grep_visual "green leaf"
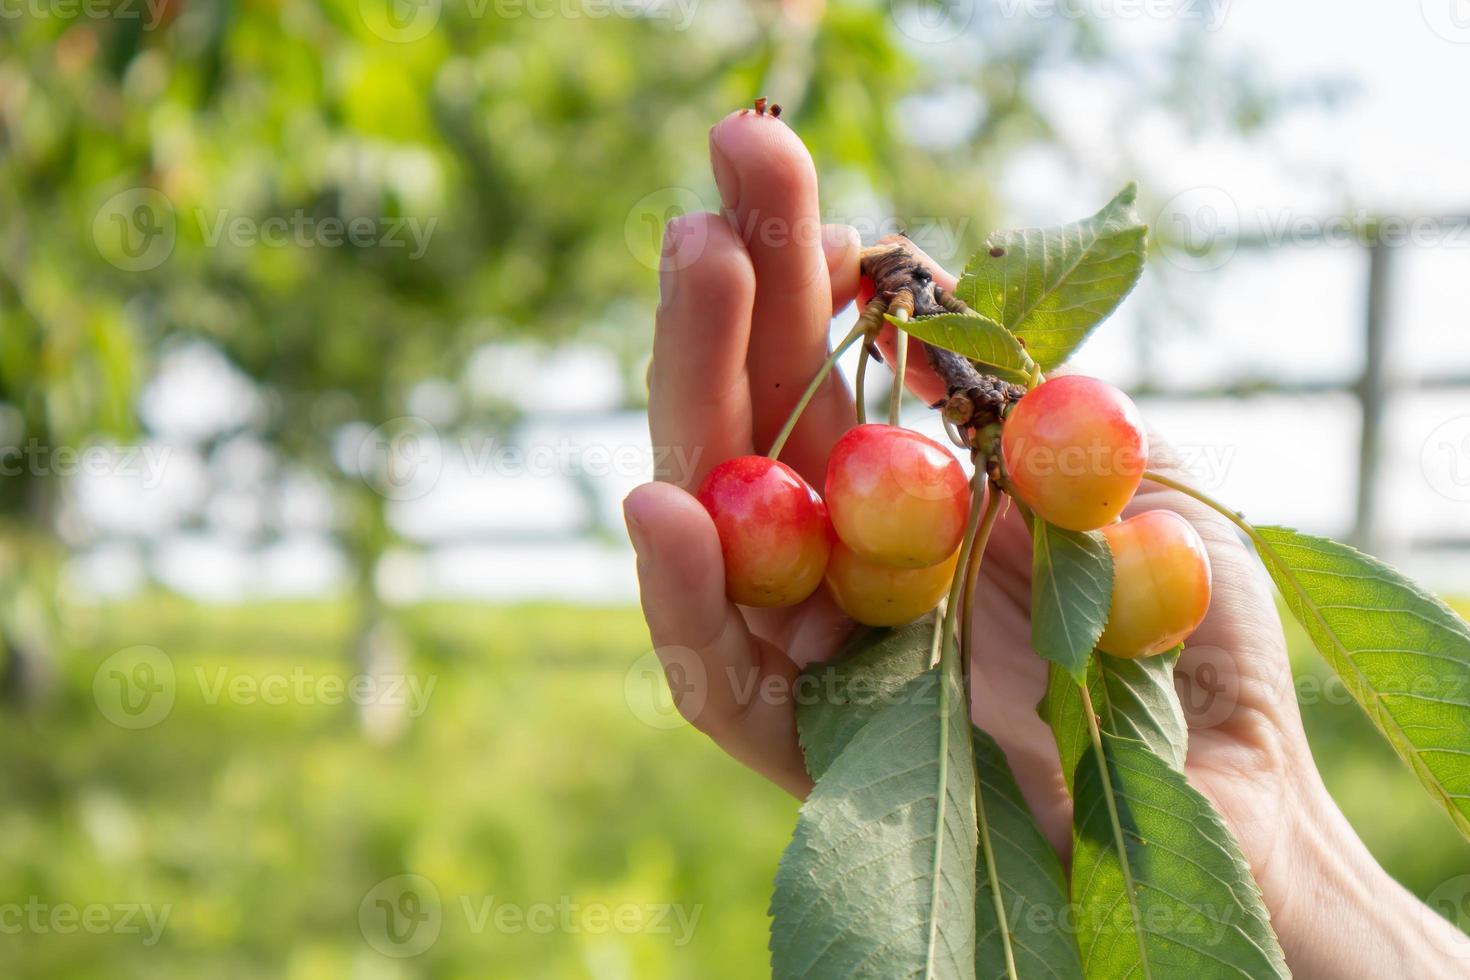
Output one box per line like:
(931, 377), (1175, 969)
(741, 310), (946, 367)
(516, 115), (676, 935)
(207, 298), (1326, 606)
(887, 312), (1034, 384)
(972, 727), (1083, 980)
(1039, 651), (1186, 794)
(1031, 521), (1112, 682)
(771, 660), (977, 979)
(1254, 525), (1470, 838)
(797, 615), (938, 781)
(956, 184), (1147, 370)
(1037, 663), (1092, 797)
(1072, 734), (1288, 979)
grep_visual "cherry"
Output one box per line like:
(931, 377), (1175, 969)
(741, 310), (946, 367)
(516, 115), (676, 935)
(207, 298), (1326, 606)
(1000, 375), (1147, 532)
(824, 540), (959, 627)
(695, 456), (831, 607)
(825, 424), (970, 569)
(1098, 510), (1212, 658)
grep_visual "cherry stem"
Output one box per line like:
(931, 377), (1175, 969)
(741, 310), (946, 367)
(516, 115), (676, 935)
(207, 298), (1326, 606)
(960, 488), (1001, 668)
(1141, 469), (1259, 542)
(855, 342), (871, 426)
(889, 307), (909, 426)
(937, 472), (987, 671)
(1079, 682), (1154, 978)
(766, 321), (865, 461)
(957, 473), (1015, 979)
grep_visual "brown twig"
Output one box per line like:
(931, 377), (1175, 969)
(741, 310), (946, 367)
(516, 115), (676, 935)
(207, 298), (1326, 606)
(859, 241), (1025, 435)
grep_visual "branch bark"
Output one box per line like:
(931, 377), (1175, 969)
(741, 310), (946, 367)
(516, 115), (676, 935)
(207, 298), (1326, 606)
(859, 241), (1026, 435)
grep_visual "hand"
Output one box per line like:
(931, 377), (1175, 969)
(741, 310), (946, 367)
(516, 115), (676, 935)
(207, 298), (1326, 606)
(624, 109), (1468, 979)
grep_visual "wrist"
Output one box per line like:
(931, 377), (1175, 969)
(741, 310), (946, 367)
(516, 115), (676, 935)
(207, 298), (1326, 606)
(1272, 771), (1468, 979)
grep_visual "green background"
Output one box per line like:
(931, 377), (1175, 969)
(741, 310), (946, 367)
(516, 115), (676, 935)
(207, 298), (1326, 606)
(3, 596), (1463, 978)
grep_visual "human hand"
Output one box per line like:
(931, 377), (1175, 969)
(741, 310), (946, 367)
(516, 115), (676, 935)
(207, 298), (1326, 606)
(625, 109), (1468, 978)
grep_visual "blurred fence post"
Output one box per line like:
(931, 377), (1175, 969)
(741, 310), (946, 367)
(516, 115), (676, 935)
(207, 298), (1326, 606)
(1354, 239), (1391, 553)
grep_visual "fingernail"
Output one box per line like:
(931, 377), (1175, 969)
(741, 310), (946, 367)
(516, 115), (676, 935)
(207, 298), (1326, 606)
(709, 128), (739, 211)
(623, 491), (651, 556)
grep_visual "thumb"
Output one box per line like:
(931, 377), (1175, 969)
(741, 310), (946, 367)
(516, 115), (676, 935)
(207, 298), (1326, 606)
(624, 481), (811, 796)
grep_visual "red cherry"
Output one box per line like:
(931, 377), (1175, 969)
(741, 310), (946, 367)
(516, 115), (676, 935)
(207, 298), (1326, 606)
(1001, 375), (1147, 532)
(824, 540), (958, 627)
(696, 456), (831, 608)
(1098, 510), (1212, 658)
(825, 424), (970, 568)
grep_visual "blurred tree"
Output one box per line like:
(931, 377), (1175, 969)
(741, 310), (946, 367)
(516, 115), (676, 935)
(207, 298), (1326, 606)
(0, 0), (1318, 707)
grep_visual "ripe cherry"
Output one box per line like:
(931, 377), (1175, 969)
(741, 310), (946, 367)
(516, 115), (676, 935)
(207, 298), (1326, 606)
(1000, 375), (1147, 532)
(1098, 510), (1212, 658)
(824, 540), (959, 628)
(825, 424), (970, 568)
(695, 456), (831, 608)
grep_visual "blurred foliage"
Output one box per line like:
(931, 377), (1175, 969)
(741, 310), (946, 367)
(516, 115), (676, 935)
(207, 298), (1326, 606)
(0, 0), (1291, 514)
(0, 597), (1462, 978)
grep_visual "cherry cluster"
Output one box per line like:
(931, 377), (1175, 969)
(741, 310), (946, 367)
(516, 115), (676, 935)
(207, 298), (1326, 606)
(696, 372), (1212, 658)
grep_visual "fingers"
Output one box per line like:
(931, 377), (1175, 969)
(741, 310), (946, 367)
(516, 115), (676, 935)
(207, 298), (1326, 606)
(649, 212), (757, 490)
(624, 482), (812, 797)
(857, 235), (952, 408)
(710, 111), (852, 486)
(823, 223), (862, 314)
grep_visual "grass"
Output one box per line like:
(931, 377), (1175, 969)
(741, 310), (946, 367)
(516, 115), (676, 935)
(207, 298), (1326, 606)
(0, 595), (1464, 977)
